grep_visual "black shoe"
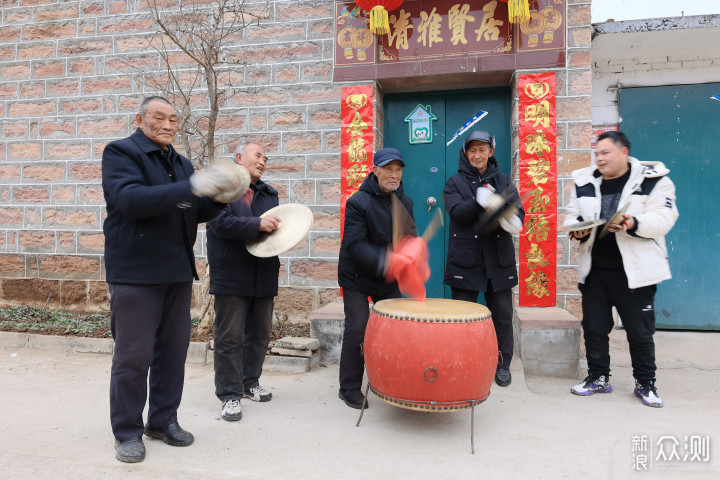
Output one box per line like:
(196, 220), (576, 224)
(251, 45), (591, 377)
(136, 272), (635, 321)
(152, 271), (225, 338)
(243, 385), (273, 402)
(144, 422), (194, 447)
(339, 389), (369, 409)
(495, 368), (512, 387)
(114, 437), (145, 463)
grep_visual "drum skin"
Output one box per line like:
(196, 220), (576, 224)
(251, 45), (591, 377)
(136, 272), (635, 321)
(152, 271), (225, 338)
(364, 298), (498, 411)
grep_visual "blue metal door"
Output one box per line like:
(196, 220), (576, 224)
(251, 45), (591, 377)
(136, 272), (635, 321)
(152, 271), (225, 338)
(384, 88), (511, 299)
(620, 83), (720, 330)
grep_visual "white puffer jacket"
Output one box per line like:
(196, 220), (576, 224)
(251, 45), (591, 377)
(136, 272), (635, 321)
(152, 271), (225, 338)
(564, 157), (679, 289)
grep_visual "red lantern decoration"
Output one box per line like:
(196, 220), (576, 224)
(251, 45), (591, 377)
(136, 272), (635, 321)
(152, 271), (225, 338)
(355, 0), (404, 35)
(498, 0), (531, 24)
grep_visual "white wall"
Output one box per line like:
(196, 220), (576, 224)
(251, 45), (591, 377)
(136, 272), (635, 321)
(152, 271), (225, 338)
(592, 20), (720, 126)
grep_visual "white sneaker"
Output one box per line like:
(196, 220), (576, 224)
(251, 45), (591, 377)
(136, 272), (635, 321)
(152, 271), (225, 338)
(634, 380), (663, 408)
(221, 399), (243, 421)
(244, 385), (272, 402)
(571, 375), (613, 396)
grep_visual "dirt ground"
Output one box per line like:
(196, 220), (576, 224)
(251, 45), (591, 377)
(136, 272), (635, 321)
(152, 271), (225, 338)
(1, 329), (718, 480)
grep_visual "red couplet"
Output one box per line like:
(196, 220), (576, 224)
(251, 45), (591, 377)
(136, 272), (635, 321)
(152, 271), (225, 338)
(364, 298), (498, 412)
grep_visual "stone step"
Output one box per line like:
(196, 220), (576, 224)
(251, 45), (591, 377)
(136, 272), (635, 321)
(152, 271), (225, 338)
(271, 346), (314, 358)
(517, 307), (582, 378)
(308, 303), (345, 364)
(274, 336), (320, 351)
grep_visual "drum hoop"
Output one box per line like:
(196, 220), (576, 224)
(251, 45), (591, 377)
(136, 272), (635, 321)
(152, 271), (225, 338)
(369, 386), (489, 412)
(371, 304), (491, 323)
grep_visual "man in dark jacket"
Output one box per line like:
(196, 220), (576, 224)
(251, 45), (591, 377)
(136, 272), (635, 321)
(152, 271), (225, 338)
(103, 96), (243, 463)
(443, 130), (524, 387)
(206, 142), (281, 422)
(337, 148), (416, 409)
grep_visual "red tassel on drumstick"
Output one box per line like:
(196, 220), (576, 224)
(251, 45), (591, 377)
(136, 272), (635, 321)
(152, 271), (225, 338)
(385, 235), (430, 301)
(383, 196), (443, 301)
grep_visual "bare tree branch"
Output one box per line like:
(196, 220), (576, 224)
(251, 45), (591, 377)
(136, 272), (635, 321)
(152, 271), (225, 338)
(136, 0), (267, 165)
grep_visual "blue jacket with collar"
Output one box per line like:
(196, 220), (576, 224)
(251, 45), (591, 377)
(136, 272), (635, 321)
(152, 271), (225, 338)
(102, 128), (223, 284)
(206, 180), (280, 297)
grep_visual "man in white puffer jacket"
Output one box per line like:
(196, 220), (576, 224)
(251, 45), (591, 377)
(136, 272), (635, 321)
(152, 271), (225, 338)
(565, 131), (679, 408)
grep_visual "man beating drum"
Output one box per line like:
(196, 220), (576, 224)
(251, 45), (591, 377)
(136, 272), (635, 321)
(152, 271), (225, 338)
(337, 148), (429, 410)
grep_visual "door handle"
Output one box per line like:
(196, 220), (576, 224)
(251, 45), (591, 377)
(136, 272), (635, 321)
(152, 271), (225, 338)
(426, 196), (436, 213)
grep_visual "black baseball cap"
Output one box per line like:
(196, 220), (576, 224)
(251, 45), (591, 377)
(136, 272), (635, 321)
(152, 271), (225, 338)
(463, 130), (495, 151)
(373, 148), (405, 167)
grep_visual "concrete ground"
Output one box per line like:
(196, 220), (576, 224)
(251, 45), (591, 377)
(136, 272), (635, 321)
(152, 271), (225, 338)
(0, 329), (718, 480)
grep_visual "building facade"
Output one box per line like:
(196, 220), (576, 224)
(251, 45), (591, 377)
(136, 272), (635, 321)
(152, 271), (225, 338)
(592, 14), (720, 330)
(0, 0), (593, 321)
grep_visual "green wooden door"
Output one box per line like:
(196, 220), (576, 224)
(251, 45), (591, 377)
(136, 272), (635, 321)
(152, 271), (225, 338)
(384, 88), (511, 299)
(620, 83), (720, 330)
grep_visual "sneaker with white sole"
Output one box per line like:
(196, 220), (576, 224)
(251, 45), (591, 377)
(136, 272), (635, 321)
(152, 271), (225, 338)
(221, 399), (243, 421)
(571, 375), (613, 396)
(244, 385), (272, 402)
(634, 380), (663, 408)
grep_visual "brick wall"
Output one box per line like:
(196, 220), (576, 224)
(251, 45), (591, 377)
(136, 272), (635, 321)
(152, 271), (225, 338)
(0, 0), (348, 317)
(512, 0), (593, 317)
(0, 0), (594, 319)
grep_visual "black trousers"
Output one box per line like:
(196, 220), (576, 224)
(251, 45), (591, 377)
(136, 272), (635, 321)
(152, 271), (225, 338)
(339, 288), (400, 390)
(109, 282), (192, 442)
(213, 294), (274, 401)
(580, 268), (657, 383)
(451, 284), (514, 369)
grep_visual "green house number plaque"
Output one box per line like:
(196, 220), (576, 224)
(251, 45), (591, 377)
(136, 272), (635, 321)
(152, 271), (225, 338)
(404, 104), (437, 145)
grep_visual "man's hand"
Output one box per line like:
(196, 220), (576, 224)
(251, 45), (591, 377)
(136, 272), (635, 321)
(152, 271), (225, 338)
(570, 228), (591, 240)
(190, 165), (236, 199)
(476, 184), (504, 211)
(498, 207), (522, 234)
(259, 215), (281, 233)
(214, 183), (248, 203)
(607, 214), (635, 233)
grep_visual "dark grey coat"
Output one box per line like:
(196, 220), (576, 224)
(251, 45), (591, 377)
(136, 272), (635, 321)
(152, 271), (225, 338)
(206, 180), (280, 297)
(337, 173), (416, 297)
(443, 152), (524, 292)
(102, 128), (223, 284)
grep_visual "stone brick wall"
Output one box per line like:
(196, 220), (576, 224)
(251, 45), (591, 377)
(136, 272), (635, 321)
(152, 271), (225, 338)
(511, 0), (593, 318)
(0, 0), (348, 318)
(0, 0), (594, 320)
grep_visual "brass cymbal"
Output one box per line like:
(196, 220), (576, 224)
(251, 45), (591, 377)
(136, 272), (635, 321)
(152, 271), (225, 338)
(559, 219), (606, 232)
(212, 158), (251, 203)
(246, 203), (313, 258)
(598, 203), (630, 239)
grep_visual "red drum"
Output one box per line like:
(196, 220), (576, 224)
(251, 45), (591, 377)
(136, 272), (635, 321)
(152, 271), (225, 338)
(364, 298), (498, 412)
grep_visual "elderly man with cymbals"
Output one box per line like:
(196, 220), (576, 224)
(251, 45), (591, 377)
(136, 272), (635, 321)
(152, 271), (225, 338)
(103, 96), (247, 463)
(206, 142), (281, 422)
(443, 130), (525, 388)
(337, 147), (429, 409)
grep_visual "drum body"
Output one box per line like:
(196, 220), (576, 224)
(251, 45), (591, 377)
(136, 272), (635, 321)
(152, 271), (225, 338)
(364, 298), (497, 412)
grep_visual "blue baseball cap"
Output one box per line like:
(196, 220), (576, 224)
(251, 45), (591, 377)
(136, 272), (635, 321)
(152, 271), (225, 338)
(373, 148), (405, 167)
